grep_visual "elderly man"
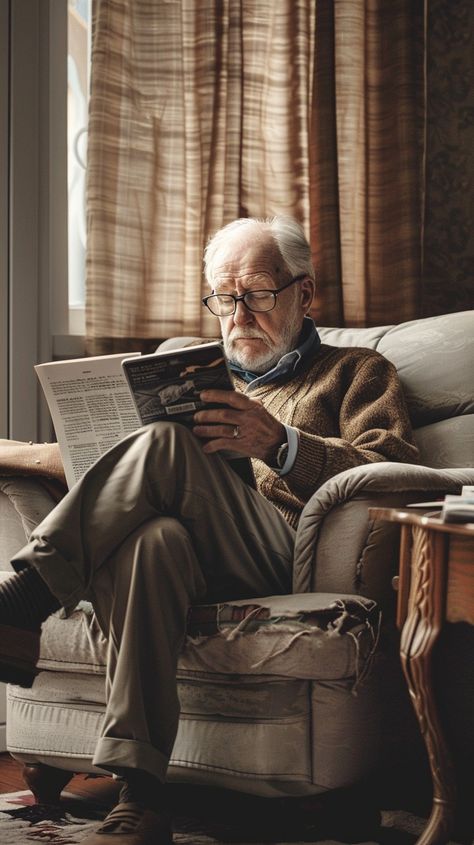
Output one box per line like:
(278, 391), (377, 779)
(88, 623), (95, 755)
(0, 216), (418, 844)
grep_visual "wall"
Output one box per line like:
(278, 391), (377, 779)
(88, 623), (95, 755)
(0, 684), (5, 752)
(422, 0), (474, 315)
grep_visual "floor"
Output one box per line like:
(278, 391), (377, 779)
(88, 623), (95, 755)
(1, 753), (472, 844)
(0, 752), (116, 802)
(0, 752), (424, 844)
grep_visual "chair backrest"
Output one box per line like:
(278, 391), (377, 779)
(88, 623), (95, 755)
(160, 310), (474, 469)
(318, 311), (474, 468)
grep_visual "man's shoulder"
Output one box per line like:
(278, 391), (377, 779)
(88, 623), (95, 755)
(314, 342), (391, 370)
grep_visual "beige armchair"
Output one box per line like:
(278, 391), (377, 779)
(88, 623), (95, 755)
(0, 311), (473, 813)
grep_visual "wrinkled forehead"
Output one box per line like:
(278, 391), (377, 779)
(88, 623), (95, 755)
(210, 229), (286, 288)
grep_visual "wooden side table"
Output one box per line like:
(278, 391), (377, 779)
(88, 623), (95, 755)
(369, 507), (474, 845)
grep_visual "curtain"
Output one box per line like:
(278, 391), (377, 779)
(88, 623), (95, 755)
(310, 1), (425, 326)
(86, 0), (425, 354)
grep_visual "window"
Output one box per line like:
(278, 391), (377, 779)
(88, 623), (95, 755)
(68, 0), (91, 332)
(0, 2), (8, 437)
(3, 1), (86, 442)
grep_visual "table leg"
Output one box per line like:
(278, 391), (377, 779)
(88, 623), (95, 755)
(400, 526), (456, 845)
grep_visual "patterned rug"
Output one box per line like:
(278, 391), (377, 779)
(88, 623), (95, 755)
(0, 787), (465, 845)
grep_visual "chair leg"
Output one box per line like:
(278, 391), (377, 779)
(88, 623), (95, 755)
(22, 762), (73, 804)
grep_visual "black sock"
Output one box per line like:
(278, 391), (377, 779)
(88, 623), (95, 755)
(117, 768), (167, 814)
(0, 566), (61, 631)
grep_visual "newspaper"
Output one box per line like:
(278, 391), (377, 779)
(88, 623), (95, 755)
(441, 494), (474, 524)
(35, 353), (142, 488)
(36, 343), (255, 490)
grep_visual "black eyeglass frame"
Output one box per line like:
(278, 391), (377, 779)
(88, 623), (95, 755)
(202, 273), (307, 316)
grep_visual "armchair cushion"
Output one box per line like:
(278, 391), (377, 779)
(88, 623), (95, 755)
(34, 592), (379, 686)
(8, 591), (382, 794)
(177, 593), (379, 684)
(319, 311), (474, 428)
(414, 414), (474, 468)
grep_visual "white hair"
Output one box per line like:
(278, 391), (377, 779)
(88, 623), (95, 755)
(203, 216), (315, 286)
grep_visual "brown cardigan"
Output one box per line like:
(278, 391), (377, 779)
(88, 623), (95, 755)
(234, 343), (419, 528)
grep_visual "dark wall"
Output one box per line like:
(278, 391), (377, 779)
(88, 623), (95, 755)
(422, 0), (474, 315)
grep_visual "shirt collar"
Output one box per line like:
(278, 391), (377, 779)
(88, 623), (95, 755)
(229, 317), (321, 387)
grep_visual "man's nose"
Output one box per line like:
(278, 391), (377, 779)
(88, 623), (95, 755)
(233, 299), (254, 325)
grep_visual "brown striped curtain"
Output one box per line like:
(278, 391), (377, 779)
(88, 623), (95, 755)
(85, 0), (425, 354)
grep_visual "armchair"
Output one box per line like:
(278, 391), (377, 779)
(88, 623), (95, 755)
(0, 310), (473, 808)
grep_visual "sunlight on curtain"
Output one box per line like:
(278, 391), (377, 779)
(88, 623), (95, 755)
(86, 0), (315, 352)
(310, 0), (425, 327)
(86, 0), (425, 353)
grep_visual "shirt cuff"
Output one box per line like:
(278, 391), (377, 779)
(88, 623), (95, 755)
(278, 425), (299, 477)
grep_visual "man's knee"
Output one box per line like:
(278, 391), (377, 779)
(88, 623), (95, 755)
(140, 420), (197, 452)
(130, 518), (206, 597)
(136, 516), (191, 556)
(121, 421), (202, 479)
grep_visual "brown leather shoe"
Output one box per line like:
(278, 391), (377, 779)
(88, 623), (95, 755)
(82, 802), (173, 844)
(0, 622), (40, 687)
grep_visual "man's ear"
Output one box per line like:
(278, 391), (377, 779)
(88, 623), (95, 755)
(300, 277), (315, 312)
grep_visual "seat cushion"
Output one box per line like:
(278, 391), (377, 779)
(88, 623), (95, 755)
(9, 592), (381, 795)
(37, 592), (380, 685)
(180, 593), (380, 683)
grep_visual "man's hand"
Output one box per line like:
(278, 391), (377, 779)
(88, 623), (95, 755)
(193, 390), (286, 464)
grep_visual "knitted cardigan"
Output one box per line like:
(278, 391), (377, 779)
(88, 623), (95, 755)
(233, 343), (419, 529)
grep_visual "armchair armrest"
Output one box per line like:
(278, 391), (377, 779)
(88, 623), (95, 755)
(0, 476), (62, 570)
(293, 463), (474, 612)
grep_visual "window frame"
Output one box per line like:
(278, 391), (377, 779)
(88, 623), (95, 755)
(1, 0), (83, 442)
(0, 1), (9, 438)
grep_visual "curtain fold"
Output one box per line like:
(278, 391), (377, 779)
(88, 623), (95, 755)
(311, 0), (425, 327)
(86, 0), (425, 354)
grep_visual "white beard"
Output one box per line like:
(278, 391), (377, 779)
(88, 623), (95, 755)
(223, 321), (300, 374)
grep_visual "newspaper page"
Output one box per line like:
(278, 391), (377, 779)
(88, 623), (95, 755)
(35, 353), (141, 489)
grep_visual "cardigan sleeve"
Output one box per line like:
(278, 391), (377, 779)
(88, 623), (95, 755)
(282, 354), (419, 503)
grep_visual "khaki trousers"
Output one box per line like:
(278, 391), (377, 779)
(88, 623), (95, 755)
(12, 423), (295, 781)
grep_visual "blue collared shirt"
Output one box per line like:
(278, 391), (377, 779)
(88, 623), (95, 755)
(229, 317), (320, 476)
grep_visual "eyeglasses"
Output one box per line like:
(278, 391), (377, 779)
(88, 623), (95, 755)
(202, 273), (307, 317)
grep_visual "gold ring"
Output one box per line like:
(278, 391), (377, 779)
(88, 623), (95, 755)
(232, 425), (240, 439)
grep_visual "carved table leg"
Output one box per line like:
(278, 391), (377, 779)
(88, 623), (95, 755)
(400, 526), (456, 845)
(22, 762), (73, 804)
